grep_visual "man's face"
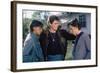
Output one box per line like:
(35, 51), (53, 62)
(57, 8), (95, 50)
(68, 25), (78, 36)
(50, 20), (60, 31)
(33, 27), (43, 36)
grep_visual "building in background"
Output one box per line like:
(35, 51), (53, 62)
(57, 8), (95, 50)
(59, 12), (91, 34)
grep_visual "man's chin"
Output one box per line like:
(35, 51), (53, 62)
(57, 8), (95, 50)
(54, 29), (58, 31)
(35, 33), (40, 36)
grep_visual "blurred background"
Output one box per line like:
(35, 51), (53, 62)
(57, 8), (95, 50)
(23, 10), (91, 60)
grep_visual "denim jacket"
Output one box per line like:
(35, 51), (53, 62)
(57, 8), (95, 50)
(23, 32), (44, 62)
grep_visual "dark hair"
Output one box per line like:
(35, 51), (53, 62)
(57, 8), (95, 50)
(30, 20), (43, 32)
(68, 18), (81, 30)
(48, 15), (60, 24)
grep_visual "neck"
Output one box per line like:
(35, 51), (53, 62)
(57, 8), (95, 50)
(76, 30), (81, 36)
(49, 28), (56, 33)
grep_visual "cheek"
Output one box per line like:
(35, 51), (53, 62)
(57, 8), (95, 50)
(39, 29), (42, 32)
(55, 24), (59, 29)
(70, 29), (74, 34)
(51, 24), (59, 30)
(36, 29), (40, 33)
(51, 24), (55, 29)
(72, 30), (76, 34)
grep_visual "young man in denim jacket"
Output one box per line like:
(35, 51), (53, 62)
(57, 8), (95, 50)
(23, 20), (44, 62)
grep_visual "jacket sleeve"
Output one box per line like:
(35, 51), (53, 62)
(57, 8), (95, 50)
(84, 34), (91, 59)
(23, 38), (33, 62)
(73, 34), (90, 60)
(73, 39), (86, 60)
(60, 30), (76, 40)
(35, 42), (44, 61)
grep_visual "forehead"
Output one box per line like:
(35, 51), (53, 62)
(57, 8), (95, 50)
(53, 20), (60, 23)
(69, 25), (74, 28)
(33, 26), (42, 29)
(69, 25), (77, 30)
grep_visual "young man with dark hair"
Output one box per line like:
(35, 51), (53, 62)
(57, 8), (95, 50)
(23, 20), (44, 62)
(68, 18), (91, 60)
(39, 15), (75, 61)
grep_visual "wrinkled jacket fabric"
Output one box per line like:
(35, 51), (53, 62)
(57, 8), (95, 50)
(23, 33), (44, 62)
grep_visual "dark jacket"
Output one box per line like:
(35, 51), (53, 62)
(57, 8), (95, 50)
(39, 29), (75, 60)
(23, 33), (44, 62)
